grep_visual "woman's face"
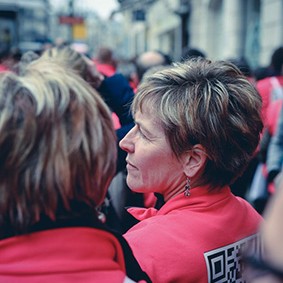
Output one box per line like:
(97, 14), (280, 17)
(119, 108), (186, 201)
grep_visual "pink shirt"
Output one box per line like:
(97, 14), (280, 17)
(256, 76), (283, 126)
(0, 227), (130, 283)
(124, 186), (262, 283)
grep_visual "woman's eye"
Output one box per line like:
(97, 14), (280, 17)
(138, 128), (150, 140)
(140, 130), (148, 139)
(134, 124), (151, 141)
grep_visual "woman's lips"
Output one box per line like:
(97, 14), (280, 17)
(126, 160), (137, 170)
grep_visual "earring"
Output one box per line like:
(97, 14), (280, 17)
(184, 177), (191, 197)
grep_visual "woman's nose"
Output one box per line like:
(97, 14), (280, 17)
(119, 127), (135, 153)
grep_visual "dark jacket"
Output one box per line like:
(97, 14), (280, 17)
(98, 74), (135, 173)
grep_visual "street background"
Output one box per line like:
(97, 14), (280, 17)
(0, 0), (282, 76)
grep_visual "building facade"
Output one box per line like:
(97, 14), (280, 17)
(116, 0), (283, 68)
(0, 0), (50, 53)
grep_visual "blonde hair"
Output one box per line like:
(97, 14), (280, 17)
(0, 58), (116, 233)
(41, 45), (88, 78)
(134, 58), (263, 187)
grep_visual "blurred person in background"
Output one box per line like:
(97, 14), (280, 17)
(0, 57), (150, 283)
(0, 47), (22, 73)
(262, 48), (283, 186)
(246, 47), (283, 213)
(119, 58), (263, 283)
(93, 46), (117, 77)
(256, 46), (283, 127)
(0, 50), (10, 72)
(116, 59), (139, 92)
(92, 46), (119, 128)
(134, 50), (172, 86)
(247, 96), (282, 214)
(4, 47), (23, 73)
(265, 102), (283, 188)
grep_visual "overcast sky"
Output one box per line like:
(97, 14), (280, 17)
(50, 0), (119, 19)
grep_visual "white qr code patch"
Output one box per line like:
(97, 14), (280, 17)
(204, 234), (261, 283)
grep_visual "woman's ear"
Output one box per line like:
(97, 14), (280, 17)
(182, 144), (208, 178)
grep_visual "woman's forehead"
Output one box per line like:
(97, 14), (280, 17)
(135, 109), (164, 132)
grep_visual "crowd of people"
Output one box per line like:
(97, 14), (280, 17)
(0, 41), (283, 282)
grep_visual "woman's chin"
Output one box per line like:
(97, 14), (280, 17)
(126, 180), (144, 193)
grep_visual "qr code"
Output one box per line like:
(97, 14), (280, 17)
(204, 234), (261, 283)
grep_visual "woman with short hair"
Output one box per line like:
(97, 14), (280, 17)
(120, 58), (264, 283)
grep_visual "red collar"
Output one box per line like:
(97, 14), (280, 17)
(127, 185), (231, 221)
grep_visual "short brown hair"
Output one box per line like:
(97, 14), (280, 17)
(133, 58), (263, 187)
(0, 58), (116, 234)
